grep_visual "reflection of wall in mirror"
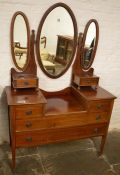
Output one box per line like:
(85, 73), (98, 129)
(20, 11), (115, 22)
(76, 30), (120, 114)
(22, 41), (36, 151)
(40, 7), (74, 55)
(85, 22), (96, 47)
(14, 15), (27, 47)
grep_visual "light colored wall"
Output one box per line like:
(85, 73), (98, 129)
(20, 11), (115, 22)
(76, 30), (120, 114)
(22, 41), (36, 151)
(0, 0), (120, 144)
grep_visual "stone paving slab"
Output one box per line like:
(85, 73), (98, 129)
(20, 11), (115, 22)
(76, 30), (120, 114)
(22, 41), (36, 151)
(92, 129), (120, 165)
(37, 139), (94, 158)
(41, 149), (111, 175)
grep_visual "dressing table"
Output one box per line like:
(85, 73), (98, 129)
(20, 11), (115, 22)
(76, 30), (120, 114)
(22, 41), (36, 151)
(5, 3), (116, 169)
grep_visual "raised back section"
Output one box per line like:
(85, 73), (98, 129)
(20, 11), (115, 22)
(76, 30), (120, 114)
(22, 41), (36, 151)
(11, 30), (39, 90)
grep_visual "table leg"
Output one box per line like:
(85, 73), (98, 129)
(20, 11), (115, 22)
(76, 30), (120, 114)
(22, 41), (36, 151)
(11, 143), (16, 169)
(99, 135), (107, 156)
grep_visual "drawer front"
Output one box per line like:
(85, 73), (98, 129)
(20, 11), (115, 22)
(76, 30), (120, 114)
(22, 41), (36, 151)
(16, 124), (107, 147)
(13, 79), (38, 88)
(89, 101), (111, 113)
(15, 105), (43, 120)
(16, 112), (109, 131)
(16, 113), (87, 131)
(80, 77), (99, 86)
(88, 112), (110, 123)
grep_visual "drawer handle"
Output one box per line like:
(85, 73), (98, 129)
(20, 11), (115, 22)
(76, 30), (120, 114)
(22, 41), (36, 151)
(24, 81), (29, 86)
(25, 122), (32, 128)
(25, 137), (32, 142)
(87, 81), (91, 84)
(93, 128), (98, 134)
(96, 115), (101, 120)
(96, 104), (103, 109)
(25, 111), (32, 115)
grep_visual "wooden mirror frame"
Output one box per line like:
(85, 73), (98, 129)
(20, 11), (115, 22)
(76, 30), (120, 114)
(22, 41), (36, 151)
(10, 11), (30, 71)
(36, 2), (78, 79)
(81, 19), (99, 71)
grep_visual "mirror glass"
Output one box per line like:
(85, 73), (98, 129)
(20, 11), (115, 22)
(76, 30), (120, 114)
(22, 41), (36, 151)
(38, 6), (76, 78)
(83, 22), (96, 69)
(12, 14), (29, 69)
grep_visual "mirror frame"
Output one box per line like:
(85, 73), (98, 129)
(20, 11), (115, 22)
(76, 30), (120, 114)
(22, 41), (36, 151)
(81, 19), (99, 70)
(10, 11), (30, 71)
(36, 2), (78, 79)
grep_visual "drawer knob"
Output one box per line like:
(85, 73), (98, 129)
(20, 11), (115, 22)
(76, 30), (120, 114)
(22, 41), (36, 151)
(24, 81), (29, 86)
(96, 104), (103, 109)
(25, 110), (32, 115)
(26, 137), (32, 142)
(93, 128), (98, 134)
(25, 122), (32, 128)
(87, 81), (90, 84)
(96, 115), (101, 120)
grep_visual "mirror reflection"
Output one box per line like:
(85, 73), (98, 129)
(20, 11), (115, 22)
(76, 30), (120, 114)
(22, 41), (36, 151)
(83, 22), (96, 68)
(13, 14), (28, 69)
(40, 7), (74, 76)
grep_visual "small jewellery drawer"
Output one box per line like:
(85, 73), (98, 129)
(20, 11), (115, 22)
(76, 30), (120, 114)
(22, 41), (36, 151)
(16, 123), (107, 147)
(13, 78), (38, 89)
(89, 101), (111, 113)
(15, 105), (44, 119)
(80, 77), (99, 86)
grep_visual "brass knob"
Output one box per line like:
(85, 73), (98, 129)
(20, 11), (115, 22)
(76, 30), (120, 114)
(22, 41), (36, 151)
(25, 121), (32, 128)
(96, 104), (103, 109)
(16, 116), (20, 119)
(25, 110), (32, 115)
(24, 81), (29, 86)
(96, 115), (101, 120)
(26, 137), (32, 142)
(93, 128), (98, 134)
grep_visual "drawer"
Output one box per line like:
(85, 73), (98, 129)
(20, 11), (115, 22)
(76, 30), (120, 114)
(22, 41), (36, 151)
(88, 112), (110, 123)
(16, 123), (107, 147)
(16, 113), (88, 131)
(89, 101), (111, 113)
(16, 112), (109, 131)
(15, 105), (44, 120)
(80, 77), (99, 86)
(13, 78), (38, 88)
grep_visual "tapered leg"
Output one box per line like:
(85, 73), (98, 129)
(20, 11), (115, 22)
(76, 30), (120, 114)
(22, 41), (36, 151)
(99, 135), (107, 156)
(11, 144), (16, 170)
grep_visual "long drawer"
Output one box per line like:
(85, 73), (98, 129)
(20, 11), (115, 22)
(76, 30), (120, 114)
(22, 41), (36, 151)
(15, 105), (44, 120)
(16, 112), (109, 131)
(16, 123), (108, 147)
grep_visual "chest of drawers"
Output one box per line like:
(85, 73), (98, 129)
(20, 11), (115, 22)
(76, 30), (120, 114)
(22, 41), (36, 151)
(5, 86), (116, 169)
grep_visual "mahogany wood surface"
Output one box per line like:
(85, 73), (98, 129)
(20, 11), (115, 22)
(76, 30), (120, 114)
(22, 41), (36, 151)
(15, 123), (108, 147)
(5, 85), (116, 169)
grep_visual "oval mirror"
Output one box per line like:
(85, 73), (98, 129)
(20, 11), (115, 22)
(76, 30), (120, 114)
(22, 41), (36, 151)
(81, 19), (99, 70)
(36, 3), (78, 78)
(10, 11), (30, 70)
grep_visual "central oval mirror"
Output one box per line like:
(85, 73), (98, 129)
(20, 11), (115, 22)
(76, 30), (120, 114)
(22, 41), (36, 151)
(10, 11), (30, 70)
(36, 3), (78, 78)
(81, 19), (99, 70)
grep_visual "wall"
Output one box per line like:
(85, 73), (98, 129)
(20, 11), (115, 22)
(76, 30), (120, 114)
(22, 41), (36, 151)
(0, 0), (120, 144)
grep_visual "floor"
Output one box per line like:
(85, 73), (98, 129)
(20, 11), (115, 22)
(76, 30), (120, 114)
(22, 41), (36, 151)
(0, 129), (120, 175)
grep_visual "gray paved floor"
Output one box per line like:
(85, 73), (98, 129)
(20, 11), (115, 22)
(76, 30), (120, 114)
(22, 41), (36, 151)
(0, 129), (120, 175)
